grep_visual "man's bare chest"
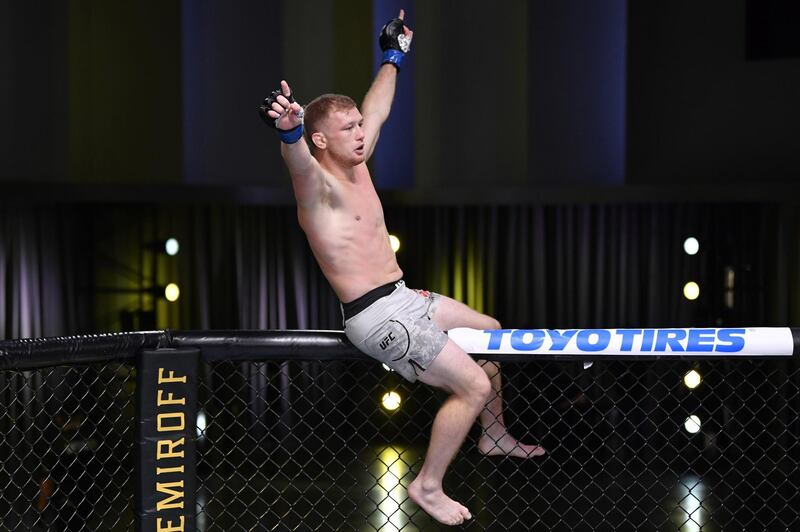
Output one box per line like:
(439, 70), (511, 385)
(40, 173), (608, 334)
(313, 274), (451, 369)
(328, 179), (385, 228)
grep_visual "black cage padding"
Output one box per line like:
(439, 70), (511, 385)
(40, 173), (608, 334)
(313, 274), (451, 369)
(0, 330), (360, 371)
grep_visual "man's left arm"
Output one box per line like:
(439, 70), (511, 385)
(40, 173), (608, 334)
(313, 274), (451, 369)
(361, 10), (413, 160)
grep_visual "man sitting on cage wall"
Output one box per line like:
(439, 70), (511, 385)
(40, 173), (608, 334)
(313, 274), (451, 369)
(259, 9), (545, 527)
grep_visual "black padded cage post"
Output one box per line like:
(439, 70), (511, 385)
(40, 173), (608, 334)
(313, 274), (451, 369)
(136, 347), (199, 532)
(1, 329), (799, 531)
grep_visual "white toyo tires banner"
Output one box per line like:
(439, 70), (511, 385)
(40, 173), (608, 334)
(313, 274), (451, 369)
(447, 328), (796, 357)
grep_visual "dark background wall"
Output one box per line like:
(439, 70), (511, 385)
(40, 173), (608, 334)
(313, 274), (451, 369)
(2, 0), (800, 336)
(528, 0), (626, 185)
(3, 0), (797, 188)
(0, 1), (69, 182)
(0, 1), (182, 183)
(182, 1), (285, 185)
(627, 0), (800, 185)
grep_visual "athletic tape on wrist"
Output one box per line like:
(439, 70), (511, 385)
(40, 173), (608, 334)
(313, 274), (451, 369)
(279, 124), (304, 144)
(381, 49), (405, 70)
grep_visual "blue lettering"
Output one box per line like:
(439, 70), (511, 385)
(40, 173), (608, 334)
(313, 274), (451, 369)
(485, 329), (512, 350)
(641, 329), (655, 351)
(687, 329), (715, 352)
(547, 329), (577, 351)
(715, 328), (746, 352)
(576, 329), (611, 351)
(511, 329), (545, 351)
(616, 329), (642, 351)
(655, 329), (686, 352)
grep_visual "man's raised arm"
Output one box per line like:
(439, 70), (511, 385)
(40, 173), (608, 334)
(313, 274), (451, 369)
(361, 9), (413, 160)
(259, 80), (325, 208)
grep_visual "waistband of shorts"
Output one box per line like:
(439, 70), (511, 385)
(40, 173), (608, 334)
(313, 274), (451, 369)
(341, 279), (404, 321)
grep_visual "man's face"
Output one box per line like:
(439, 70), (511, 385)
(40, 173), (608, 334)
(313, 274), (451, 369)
(320, 107), (366, 166)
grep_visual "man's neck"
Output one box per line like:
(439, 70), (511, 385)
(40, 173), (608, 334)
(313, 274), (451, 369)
(317, 155), (358, 183)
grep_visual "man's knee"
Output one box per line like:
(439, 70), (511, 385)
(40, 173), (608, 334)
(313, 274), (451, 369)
(485, 317), (501, 330)
(469, 370), (492, 405)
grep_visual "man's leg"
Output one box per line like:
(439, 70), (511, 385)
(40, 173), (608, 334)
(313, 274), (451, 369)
(407, 339), (491, 526)
(432, 295), (546, 458)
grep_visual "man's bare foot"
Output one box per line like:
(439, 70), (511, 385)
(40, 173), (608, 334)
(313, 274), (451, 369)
(478, 433), (546, 459)
(408, 477), (472, 526)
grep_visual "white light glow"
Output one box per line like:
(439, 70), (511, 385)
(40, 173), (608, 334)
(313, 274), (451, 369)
(165, 283), (180, 302)
(683, 237), (699, 256)
(382, 391), (401, 411)
(165, 238), (180, 256)
(683, 281), (700, 300)
(684, 415), (702, 434)
(382, 363), (393, 372)
(196, 411), (207, 438)
(684, 370), (702, 389)
(389, 234), (401, 253)
(672, 475), (707, 532)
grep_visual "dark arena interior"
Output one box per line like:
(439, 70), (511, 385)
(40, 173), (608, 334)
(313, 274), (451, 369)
(2, 1), (800, 531)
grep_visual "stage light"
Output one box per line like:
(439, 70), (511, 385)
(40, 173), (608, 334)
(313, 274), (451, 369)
(165, 283), (180, 302)
(683, 281), (700, 300)
(683, 237), (699, 255)
(165, 238), (180, 256)
(196, 410), (207, 439)
(684, 415), (702, 434)
(382, 363), (393, 372)
(684, 370), (702, 389)
(381, 391), (401, 411)
(389, 234), (400, 253)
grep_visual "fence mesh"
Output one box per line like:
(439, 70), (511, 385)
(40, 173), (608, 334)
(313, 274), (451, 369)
(0, 363), (136, 531)
(1, 357), (799, 530)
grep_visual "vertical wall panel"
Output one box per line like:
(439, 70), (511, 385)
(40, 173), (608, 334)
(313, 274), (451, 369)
(182, 0), (284, 185)
(528, 0), (626, 185)
(0, 1), (68, 181)
(69, 1), (181, 183)
(414, 0), (528, 187)
(371, 0), (415, 189)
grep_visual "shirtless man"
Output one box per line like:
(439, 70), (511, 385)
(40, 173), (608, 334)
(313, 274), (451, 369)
(260, 10), (544, 526)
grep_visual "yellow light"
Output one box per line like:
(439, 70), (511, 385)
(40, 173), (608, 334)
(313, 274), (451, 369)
(381, 391), (401, 411)
(376, 446), (411, 529)
(683, 281), (700, 300)
(684, 369), (702, 389)
(164, 283), (180, 302)
(388, 234), (400, 253)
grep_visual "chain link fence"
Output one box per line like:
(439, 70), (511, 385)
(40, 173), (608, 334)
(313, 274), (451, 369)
(2, 356), (799, 530)
(0, 363), (137, 531)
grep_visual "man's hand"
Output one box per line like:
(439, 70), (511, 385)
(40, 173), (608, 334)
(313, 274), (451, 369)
(259, 80), (304, 131)
(379, 9), (413, 70)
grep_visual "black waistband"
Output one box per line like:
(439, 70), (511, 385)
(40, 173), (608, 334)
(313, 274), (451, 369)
(341, 279), (403, 321)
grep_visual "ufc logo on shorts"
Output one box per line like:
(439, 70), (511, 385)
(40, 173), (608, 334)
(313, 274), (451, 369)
(379, 332), (396, 350)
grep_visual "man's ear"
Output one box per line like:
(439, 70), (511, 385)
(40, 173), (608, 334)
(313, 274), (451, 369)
(311, 132), (326, 150)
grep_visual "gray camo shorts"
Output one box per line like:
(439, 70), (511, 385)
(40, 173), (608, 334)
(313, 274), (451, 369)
(343, 281), (449, 382)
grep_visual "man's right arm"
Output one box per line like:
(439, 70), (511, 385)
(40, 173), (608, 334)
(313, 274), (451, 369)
(280, 137), (326, 208)
(261, 80), (326, 208)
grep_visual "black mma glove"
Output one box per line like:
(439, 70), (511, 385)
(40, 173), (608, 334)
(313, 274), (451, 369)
(258, 88), (304, 144)
(379, 17), (412, 70)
